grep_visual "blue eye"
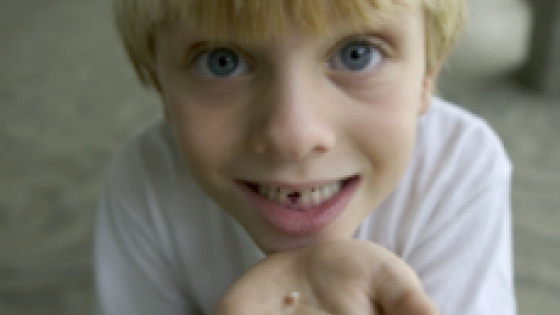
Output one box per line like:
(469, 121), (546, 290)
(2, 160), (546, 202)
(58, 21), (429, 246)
(330, 40), (382, 72)
(195, 48), (249, 78)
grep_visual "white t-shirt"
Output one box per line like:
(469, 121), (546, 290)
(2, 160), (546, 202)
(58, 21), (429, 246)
(95, 97), (516, 315)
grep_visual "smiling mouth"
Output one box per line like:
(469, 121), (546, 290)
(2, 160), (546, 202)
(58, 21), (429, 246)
(244, 176), (358, 210)
(238, 175), (361, 235)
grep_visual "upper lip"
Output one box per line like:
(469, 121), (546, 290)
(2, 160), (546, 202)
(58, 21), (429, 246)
(238, 175), (358, 190)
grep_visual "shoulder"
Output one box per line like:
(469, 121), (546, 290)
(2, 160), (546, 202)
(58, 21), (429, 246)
(105, 120), (184, 188)
(99, 119), (262, 261)
(103, 120), (206, 203)
(358, 97), (512, 251)
(392, 98), (516, 315)
(415, 96), (512, 185)
(99, 120), (214, 243)
(397, 97), (513, 246)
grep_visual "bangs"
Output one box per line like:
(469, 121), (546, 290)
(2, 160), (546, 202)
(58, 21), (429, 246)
(114, 0), (423, 85)
(159, 0), (410, 42)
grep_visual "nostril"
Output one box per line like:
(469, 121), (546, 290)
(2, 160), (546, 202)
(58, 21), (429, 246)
(249, 116), (335, 161)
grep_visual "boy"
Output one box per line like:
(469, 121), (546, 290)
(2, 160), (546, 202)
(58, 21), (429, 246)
(95, 0), (516, 314)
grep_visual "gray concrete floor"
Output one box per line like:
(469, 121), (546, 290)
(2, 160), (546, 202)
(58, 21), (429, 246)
(0, 0), (559, 314)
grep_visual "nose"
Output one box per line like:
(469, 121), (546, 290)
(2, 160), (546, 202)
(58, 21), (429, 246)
(250, 74), (336, 162)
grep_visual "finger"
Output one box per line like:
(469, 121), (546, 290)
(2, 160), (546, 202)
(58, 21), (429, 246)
(373, 259), (439, 315)
(377, 285), (438, 315)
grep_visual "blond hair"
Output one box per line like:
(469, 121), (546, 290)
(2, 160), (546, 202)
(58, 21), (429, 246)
(113, 0), (466, 87)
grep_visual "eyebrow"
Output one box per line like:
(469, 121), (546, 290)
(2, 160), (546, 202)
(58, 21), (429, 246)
(159, 6), (415, 59)
(334, 15), (411, 49)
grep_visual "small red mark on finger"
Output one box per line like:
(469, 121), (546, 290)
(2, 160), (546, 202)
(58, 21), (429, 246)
(284, 292), (300, 305)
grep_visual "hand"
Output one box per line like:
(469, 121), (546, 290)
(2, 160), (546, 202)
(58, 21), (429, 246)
(215, 239), (439, 315)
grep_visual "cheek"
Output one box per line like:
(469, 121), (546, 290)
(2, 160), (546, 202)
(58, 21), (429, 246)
(352, 114), (416, 173)
(346, 78), (422, 169)
(165, 93), (245, 178)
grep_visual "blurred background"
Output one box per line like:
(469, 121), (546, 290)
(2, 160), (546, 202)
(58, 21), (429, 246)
(0, 0), (558, 314)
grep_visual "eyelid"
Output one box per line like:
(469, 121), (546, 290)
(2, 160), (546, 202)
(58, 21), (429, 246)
(182, 41), (208, 66)
(187, 42), (254, 69)
(328, 35), (392, 61)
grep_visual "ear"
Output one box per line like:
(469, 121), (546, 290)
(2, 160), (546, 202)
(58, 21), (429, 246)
(419, 64), (441, 116)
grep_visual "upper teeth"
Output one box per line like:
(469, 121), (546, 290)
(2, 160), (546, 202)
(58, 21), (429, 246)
(257, 182), (341, 210)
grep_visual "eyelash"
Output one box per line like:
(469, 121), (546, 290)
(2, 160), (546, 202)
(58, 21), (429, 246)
(187, 36), (390, 76)
(329, 36), (388, 71)
(335, 35), (389, 58)
(187, 45), (252, 78)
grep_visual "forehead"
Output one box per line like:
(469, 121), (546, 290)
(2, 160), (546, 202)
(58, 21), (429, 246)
(155, 0), (415, 43)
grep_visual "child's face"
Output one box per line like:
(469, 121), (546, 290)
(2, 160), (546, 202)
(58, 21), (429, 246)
(154, 3), (436, 254)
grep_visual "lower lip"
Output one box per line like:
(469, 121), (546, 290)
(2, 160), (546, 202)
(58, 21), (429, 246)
(238, 176), (361, 235)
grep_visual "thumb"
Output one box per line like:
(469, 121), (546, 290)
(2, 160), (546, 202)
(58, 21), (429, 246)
(377, 286), (439, 315)
(373, 262), (439, 315)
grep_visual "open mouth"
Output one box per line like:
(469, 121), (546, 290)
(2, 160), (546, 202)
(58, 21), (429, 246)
(238, 176), (361, 234)
(244, 176), (357, 210)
